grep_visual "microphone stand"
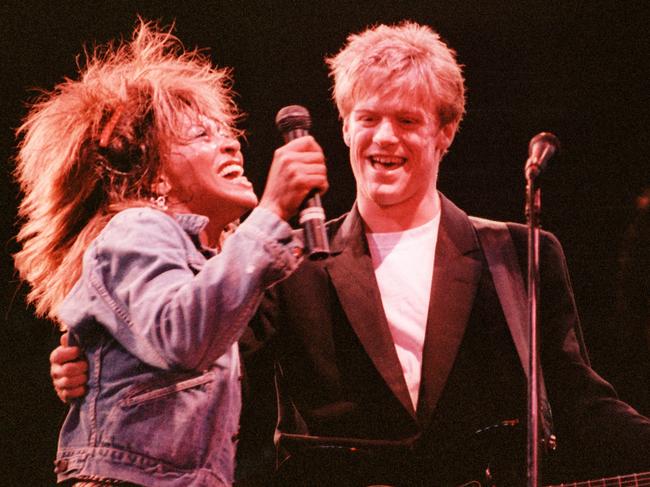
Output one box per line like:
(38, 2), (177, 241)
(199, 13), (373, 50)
(525, 169), (542, 487)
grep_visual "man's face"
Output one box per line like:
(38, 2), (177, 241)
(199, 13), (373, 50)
(343, 89), (454, 218)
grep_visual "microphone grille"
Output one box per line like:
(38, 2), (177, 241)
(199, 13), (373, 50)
(275, 105), (312, 133)
(528, 132), (560, 156)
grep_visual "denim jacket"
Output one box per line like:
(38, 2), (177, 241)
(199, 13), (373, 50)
(54, 206), (302, 486)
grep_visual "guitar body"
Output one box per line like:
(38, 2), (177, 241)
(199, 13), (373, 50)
(272, 420), (525, 486)
(272, 419), (649, 486)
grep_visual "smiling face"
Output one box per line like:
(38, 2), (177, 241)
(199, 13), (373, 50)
(343, 86), (455, 229)
(163, 114), (258, 227)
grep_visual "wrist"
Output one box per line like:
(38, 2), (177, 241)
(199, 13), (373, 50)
(258, 200), (290, 221)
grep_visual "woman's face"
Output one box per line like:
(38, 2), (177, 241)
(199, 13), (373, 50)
(163, 115), (258, 225)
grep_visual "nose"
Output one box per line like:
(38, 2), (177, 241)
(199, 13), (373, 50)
(373, 119), (399, 146)
(219, 135), (241, 154)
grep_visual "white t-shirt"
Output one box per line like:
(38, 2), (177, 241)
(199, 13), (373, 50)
(366, 214), (440, 410)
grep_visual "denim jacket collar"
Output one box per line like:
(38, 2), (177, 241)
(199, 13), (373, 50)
(173, 213), (210, 237)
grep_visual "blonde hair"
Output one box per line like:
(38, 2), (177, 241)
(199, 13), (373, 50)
(326, 21), (465, 128)
(13, 18), (241, 322)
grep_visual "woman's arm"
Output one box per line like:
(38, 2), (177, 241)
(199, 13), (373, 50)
(59, 206), (300, 371)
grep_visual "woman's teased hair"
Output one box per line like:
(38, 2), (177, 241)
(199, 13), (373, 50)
(13, 18), (241, 322)
(326, 21), (465, 128)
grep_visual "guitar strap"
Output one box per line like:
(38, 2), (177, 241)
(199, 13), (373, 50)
(470, 216), (556, 449)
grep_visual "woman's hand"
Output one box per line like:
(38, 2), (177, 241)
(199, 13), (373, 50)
(259, 136), (328, 221)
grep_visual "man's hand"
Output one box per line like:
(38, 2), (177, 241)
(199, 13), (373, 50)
(259, 135), (328, 221)
(50, 332), (88, 402)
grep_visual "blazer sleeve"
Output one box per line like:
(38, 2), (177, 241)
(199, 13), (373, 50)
(509, 223), (650, 473)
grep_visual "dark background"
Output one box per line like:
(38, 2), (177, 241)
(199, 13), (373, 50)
(1, 1), (648, 485)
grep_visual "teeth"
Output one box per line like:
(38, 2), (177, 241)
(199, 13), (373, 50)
(370, 155), (405, 165)
(218, 163), (244, 179)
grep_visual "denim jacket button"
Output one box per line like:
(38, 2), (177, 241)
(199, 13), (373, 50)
(53, 459), (68, 473)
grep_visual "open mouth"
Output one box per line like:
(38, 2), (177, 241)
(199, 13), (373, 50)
(369, 155), (406, 170)
(217, 163), (245, 180)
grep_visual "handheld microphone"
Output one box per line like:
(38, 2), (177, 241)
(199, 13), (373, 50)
(525, 132), (560, 179)
(275, 105), (330, 260)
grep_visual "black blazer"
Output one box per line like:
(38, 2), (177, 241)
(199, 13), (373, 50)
(247, 194), (650, 483)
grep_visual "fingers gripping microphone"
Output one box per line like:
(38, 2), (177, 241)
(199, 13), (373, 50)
(275, 105), (330, 260)
(525, 132), (560, 179)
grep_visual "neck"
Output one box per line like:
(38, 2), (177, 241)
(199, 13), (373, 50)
(358, 192), (441, 233)
(200, 219), (227, 250)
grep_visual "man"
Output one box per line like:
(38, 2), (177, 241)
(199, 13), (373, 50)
(52, 21), (650, 485)
(244, 21), (650, 485)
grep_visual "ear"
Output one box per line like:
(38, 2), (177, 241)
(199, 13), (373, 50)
(153, 174), (172, 196)
(436, 122), (457, 154)
(342, 117), (351, 147)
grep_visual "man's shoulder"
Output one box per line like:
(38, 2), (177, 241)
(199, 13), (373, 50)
(468, 216), (557, 240)
(289, 211), (351, 243)
(325, 212), (350, 231)
(468, 217), (565, 261)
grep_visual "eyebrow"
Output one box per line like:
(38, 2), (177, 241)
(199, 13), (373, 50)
(353, 108), (424, 119)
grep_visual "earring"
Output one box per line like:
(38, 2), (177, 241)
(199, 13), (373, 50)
(152, 194), (168, 210)
(151, 177), (171, 211)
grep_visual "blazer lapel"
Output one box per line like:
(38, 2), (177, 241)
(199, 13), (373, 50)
(417, 195), (483, 425)
(326, 207), (416, 419)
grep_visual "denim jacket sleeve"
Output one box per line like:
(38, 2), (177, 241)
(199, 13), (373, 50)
(58, 206), (302, 371)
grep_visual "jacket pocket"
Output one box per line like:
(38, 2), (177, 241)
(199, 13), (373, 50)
(102, 370), (218, 469)
(119, 372), (213, 407)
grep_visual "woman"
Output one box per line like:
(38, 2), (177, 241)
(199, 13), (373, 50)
(13, 20), (326, 486)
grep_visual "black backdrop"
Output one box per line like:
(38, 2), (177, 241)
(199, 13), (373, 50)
(1, 1), (648, 485)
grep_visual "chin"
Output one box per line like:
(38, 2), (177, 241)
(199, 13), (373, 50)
(240, 194), (260, 210)
(369, 191), (403, 207)
(223, 189), (258, 209)
(231, 194), (259, 217)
